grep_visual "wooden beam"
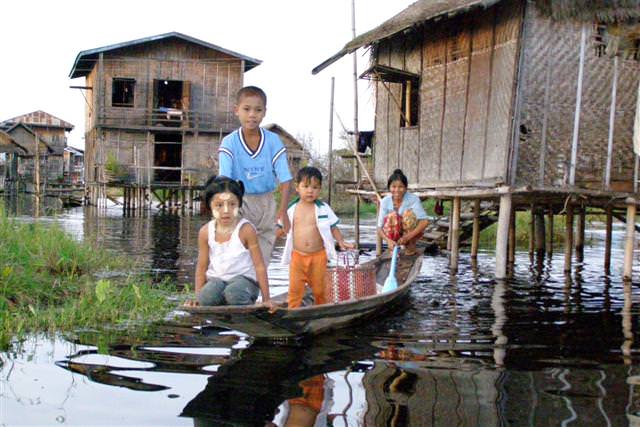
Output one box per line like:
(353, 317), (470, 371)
(471, 199), (480, 258)
(450, 196), (461, 273)
(605, 205), (613, 272)
(564, 204), (574, 273)
(569, 24), (587, 185)
(605, 56), (618, 189)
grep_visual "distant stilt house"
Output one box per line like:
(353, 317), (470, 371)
(63, 146), (84, 184)
(70, 32), (298, 211)
(0, 111), (73, 188)
(314, 0), (640, 278)
(263, 123), (310, 175)
(0, 131), (27, 192)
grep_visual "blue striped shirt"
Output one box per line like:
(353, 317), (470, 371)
(218, 127), (292, 194)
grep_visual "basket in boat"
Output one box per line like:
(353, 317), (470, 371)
(325, 251), (376, 302)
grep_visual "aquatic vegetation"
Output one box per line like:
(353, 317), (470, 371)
(0, 207), (179, 350)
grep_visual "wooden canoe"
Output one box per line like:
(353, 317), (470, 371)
(181, 249), (423, 339)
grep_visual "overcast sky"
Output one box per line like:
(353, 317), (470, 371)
(1, 0), (414, 155)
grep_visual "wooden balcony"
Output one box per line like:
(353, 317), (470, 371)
(94, 107), (238, 133)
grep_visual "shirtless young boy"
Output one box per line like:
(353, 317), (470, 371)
(281, 167), (354, 308)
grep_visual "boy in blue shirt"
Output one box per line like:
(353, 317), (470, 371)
(218, 86), (292, 265)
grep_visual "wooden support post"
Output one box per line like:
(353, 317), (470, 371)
(623, 201), (636, 280)
(605, 205), (613, 272)
(181, 189), (186, 212)
(546, 206), (554, 256)
(508, 208), (516, 265)
(495, 194), (512, 279)
(576, 207), (585, 262)
(471, 199), (480, 258)
(534, 210), (546, 257)
(450, 196), (461, 273)
(529, 205), (535, 258)
(447, 201), (453, 251)
(564, 203), (574, 273)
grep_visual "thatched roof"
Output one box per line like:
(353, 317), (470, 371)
(312, 0), (640, 74)
(0, 131), (27, 154)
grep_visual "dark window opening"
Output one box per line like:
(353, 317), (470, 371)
(153, 132), (182, 183)
(153, 79), (186, 127)
(401, 79), (420, 127)
(112, 78), (135, 107)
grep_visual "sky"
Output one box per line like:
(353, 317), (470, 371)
(0, 0), (415, 156)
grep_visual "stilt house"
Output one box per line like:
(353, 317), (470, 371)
(69, 32), (265, 207)
(314, 0), (640, 278)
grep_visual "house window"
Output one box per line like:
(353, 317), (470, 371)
(401, 79), (420, 127)
(112, 78), (135, 107)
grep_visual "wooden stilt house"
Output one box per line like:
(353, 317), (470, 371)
(68, 32), (263, 209)
(314, 0), (640, 278)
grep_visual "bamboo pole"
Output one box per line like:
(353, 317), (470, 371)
(569, 24), (587, 186)
(623, 201), (636, 280)
(351, 0), (360, 248)
(605, 205), (613, 272)
(535, 210), (546, 257)
(564, 204), (574, 273)
(471, 199), (480, 258)
(529, 204), (535, 258)
(450, 196), (461, 273)
(328, 77), (335, 206)
(495, 194), (512, 279)
(605, 56), (618, 190)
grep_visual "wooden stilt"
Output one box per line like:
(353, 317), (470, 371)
(529, 204), (535, 258)
(623, 201), (636, 280)
(534, 210), (546, 257)
(575, 207), (585, 261)
(564, 203), (574, 273)
(546, 206), (554, 256)
(471, 199), (480, 258)
(495, 194), (512, 279)
(508, 208), (516, 265)
(447, 200), (453, 251)
(450, 196), (461, 273)
(605, 205), (613, 272)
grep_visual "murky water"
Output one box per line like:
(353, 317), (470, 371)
(2, 200), (640, 426)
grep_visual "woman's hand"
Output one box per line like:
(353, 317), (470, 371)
(338, 240), (356, 250)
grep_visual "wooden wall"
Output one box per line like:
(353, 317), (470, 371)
(516, 5), (639, 191)
(372, 0), (523, 188)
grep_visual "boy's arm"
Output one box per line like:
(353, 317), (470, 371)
(240, 224), (272, 305)
(331, 226), (355, 250)
(277, 180), (291, 233)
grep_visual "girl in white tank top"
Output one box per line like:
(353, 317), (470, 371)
(187, 177), (273, 307)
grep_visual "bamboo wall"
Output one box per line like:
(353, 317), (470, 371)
(516, 5), (639, 191)
(372, 0), (523, 188)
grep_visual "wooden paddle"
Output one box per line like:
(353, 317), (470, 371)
(381, 246), (400, 293)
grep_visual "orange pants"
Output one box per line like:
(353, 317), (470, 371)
(289, 249), (328, 308)
(288, 375), (326, 411)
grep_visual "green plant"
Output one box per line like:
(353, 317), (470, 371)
(104, 154), (127, 180)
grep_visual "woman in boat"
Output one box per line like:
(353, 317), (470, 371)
(187, 176), (272, 307)
(377, 169), (429, 256)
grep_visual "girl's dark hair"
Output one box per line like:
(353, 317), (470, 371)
(387, 169), (408, 189)
(296, 166), (323, 184)
(203, 175), (245, 208)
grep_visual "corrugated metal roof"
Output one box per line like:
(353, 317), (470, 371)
(69, 31), (262, 78)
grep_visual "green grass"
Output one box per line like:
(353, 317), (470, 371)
(478, 211), (575, 247)
(0, 207), (180, 349)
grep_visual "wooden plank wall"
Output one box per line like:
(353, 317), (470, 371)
(516, 5), (639, 190)
(372, 0), (522, 188)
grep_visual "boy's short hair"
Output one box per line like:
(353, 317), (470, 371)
(203, 175), (245, 208)
(236, 86), (267, 107)
(296, 166), (323, 184)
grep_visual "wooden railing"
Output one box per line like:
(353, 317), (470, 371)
(95, 107), (237, 131)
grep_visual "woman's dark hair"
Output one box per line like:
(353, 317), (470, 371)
(387, 169), (408, 189)
(203, 175), (245, 208)
(296, 166), (323, 184)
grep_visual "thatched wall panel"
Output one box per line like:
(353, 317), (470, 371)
(374, 81), (389, 184)
(611, 57), (638, 187)
(405, 32), (423, 75)
(390, 38), (406, 70)
(400, 127), (420, 182)
(419, 26), (447, 183)
(462, 9), (495, 181)
(440, 22), (471, 182)
(483, 2), (521, 181)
